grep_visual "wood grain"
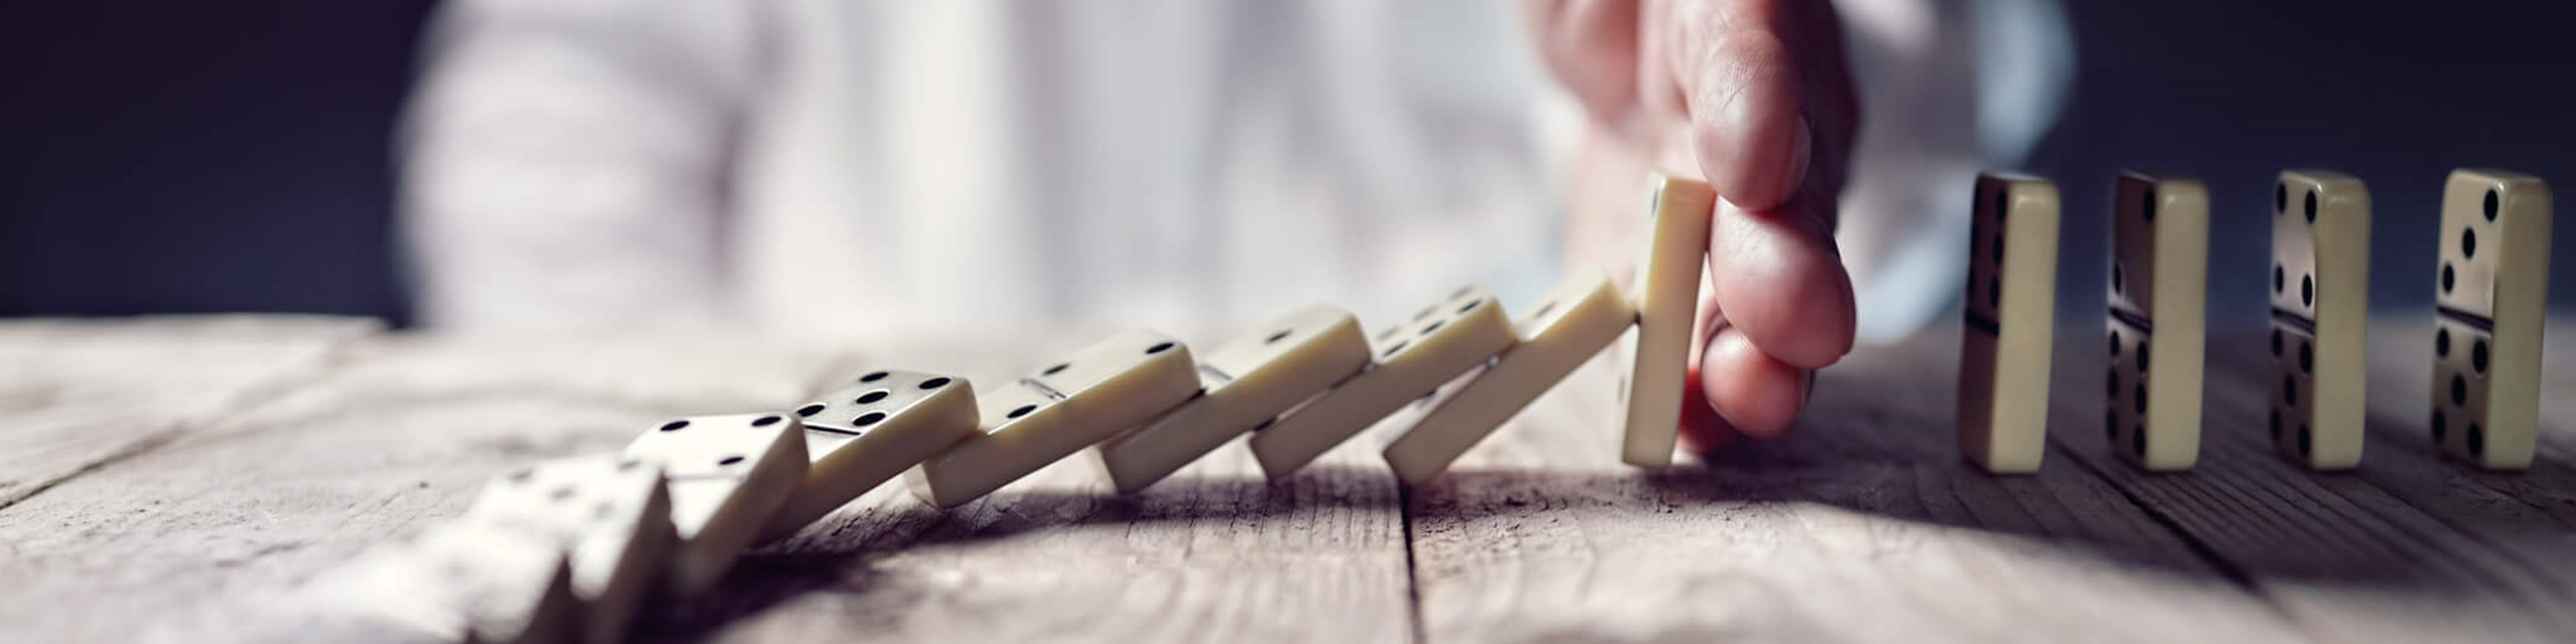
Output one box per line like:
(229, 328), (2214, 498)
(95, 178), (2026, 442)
(0, 333), (859, 642)
(1406, 338), (2308, 643)
(644, 349), (1414, 643)
(2045, 319), (2576, 644)
(0, 315), (2569, 643)
(0, 315), (378, 508)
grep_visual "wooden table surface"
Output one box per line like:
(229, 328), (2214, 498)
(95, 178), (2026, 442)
(1, 315), (2571, 643)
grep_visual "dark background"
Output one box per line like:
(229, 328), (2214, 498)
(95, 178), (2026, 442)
(2033, 1), (2576, 331)
(1, 1), (2571, 330)
(0, 1), (434, 323)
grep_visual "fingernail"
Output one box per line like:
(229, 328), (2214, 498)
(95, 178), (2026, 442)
(1785, 116), (1813, 198)
(1808, 205), (1841, 258)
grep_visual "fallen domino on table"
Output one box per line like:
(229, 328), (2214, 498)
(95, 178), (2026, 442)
(295, 523), (582, 644)
(621, 413), (808, 596)
(1247, 285), (1517, 480)
(464, 454), (678, 644)
(764, 370), (979, 539)
(1383, 269), (1635, 486)
(1097, 305), (1371, 494)
(908, 330), (1199, 508)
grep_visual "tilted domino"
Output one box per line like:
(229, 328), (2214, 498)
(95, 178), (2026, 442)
(2430, 168), (2551, 470)
(1957, 172), (2060, 474)
(291, 523), (582, 644)
(2267, 170), (2370, 470)
(764, 370), (979, 539)
(1621, 174), (1715, 468)
(463, 454), (678, 644)
(1246, 286), (1517, 480)
(2105, 171), (2208, 470)
(621, 413), (808, 596)
(1096, 305), (1371, 494)
(907, 330), (1199, 508)
(1383, 270), (1636, 486)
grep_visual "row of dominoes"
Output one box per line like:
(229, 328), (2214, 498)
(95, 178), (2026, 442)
(1961, 168), (2554, 474)
(284, 176), (1729, 643)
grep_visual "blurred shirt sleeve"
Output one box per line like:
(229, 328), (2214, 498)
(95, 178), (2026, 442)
(1832, 0), (2072, 341)
(399, 0), (765, 333)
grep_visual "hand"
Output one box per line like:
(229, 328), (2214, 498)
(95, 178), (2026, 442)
(1532, 0), (1860, 452)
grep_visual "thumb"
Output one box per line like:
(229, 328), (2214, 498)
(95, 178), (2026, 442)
(1664, 0), (1839, 211)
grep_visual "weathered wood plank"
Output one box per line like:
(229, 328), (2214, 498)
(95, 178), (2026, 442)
(1408, 336), (2308, 643)
(0, 335), (859, 643)
(2046, 319), (2576, 644)
(0, 315), (380, 508)
(649, 347), (1415, 644)
(1, 315), (2567, 643)
(2343, 319), (2576, 533)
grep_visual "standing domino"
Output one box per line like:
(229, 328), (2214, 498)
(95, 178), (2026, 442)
(465, 455), (678, 644)
(1246, 286), (1517, 480)
(1621, 174), (1715, 468)
(908, 331), (1199, 508)
(1383, 270), (1636, 485)
(764, 370), (979, 539)
(2269, 170), (2371, 469)
(1957, 173), (2061, 474)
(621, 413), (808, 596)
(297, 523), (582, 644)
(2105, 172), (2209, 470)
(1096, 305), (1372, 493)
(2431, 169), (2552, 470)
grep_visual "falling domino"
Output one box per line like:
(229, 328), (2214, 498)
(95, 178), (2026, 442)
(462, 454), (678, 644)
(1247, 286), (1517, 480)
(908, 331), (1199, 508)
(1096, 305), (1372, 493)
(1621, 174), (1715, 468)
(1383, 270), (1636, 486)
(765, 370), (979, 539)
(621, 413), (808, 595)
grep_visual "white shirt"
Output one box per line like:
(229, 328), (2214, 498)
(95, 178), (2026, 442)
(402, 0), (2068, 344)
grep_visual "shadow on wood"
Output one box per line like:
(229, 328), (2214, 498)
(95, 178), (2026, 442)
(636, 462), (1409, 641)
